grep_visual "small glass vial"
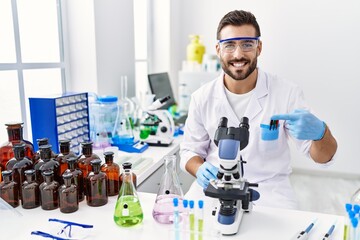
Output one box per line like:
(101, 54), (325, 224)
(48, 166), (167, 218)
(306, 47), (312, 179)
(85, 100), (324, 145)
(38, 144), (61, 185)
(101, 151), (120, 196)
(63, 157), (84, 202)
(0, 170), (19, 207)
(114, 164), (143, 227)
(39, 170), (60, 210)
(33, 138), (57, 163)
(86, 159), (108, 207)
(5, 143), (33, 200)
(78, 141), (100, 180)
(119, 162), (137, 189)
(59, 173), (79, 213)
(21, 169), (40, 209)
(0, 122), (35, 178)
(56, 139), (78, 176)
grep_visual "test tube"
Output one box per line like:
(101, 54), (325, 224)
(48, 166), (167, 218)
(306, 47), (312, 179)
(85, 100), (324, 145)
(173, 198), (180, 240)
(189, 200), (195, 240)
(198, 200), (204, 240)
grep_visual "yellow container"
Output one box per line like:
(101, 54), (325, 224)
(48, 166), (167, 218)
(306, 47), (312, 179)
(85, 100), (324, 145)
(186, 35), (206, 64)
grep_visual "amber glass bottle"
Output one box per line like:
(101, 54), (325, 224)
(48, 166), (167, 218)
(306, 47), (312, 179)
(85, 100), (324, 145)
(33, 138), (58, 164)
(101, 151), (120, 196)
(0, 170), (19, 207)
(35, 144), (61, 184)
(86, 159), (108, 207)
(120, 162), (137, 189)
(39, 170), (59, 210)
(21, 169), (40, 209)
(78, 142), (100, 180)
(63, 157), (84, 202)
(56, 139), (78, 176)
(0, 122), (35, 179)
(5, 143), (33, 200)
(59, 172), (78, 213)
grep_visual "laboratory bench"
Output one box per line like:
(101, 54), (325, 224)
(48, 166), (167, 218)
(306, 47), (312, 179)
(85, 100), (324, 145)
(0, 191), (344, 239)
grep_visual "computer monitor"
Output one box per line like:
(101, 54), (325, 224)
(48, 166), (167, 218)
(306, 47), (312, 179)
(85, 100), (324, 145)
(148, 72), (176, 110)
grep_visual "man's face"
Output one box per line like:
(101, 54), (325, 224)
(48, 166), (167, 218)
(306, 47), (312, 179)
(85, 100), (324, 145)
(216, 24), (262, 81)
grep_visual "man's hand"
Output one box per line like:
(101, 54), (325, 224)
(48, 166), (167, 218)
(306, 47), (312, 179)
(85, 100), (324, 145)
(196, 162), (218, 189)
(271, 109), (326, 140)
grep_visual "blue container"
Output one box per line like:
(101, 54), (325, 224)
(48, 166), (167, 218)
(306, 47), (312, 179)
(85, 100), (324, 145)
(260, 124), (279, 141)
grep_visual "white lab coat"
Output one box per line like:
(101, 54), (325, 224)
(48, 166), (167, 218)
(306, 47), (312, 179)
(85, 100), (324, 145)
(179, 68), (326, 209)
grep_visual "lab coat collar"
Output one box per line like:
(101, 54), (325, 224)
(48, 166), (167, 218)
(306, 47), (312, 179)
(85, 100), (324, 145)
(214, 68), (268, 122)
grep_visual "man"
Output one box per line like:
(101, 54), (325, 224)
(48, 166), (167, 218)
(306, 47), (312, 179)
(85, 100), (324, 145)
(179, 10), (337, 209)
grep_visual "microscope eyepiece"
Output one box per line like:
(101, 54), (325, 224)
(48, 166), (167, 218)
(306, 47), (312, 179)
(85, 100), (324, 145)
(219, 117), (228, 128)
(239, 117), (249, 129)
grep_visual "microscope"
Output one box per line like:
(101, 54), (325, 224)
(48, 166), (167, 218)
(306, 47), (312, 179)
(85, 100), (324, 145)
(204, 117), (260, 235)
(139, 96), (175, 146)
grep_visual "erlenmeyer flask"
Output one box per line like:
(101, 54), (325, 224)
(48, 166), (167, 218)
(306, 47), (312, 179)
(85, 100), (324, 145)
(114, 167), (143, 227)
(152, 155), (184, 224)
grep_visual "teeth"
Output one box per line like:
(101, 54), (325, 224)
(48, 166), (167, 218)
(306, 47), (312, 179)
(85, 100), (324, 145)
(233, 62), (245, 67)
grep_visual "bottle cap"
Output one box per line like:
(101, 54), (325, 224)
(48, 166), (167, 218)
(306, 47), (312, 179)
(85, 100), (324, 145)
(1, 170), (12, 177)
(81, 141), (93, 147)
(198, 200), (204, 209)
(67, 157), (78, 163)
(173, 198), (179, 207)
(104, 151), (114, 159)
(189, 200), (195, 209)
(37, 138), (49, 146)
(98, 95), (118, 103)
(42, 170), (54, 176)
(62, 173), (73, 180)
(39, 144), (52, 150)
(122, 162), (132, 169)
(90, 159), (102, 166)
(24, 169), (36, 175)
(183, 199), (188, 208)
(59, 139), (71, 145)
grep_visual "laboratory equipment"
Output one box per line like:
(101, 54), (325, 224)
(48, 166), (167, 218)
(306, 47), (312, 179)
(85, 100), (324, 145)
(29, 92), (90, 155)
(33, 138), (58, 164)
(173, 198), (180, 240)
(101, 151), (120, 196)
(140, 96), (175, 146)
(119, 162), (137, 189)
(21, 169), (40, 209)
(0, 122), (34, 179)
(198, 200), (204, 233)
(152, 155), (184, 224)
(56, 139), (78, 176)
(291, 220), (316, 240)
(6, 143), (33, 199)
(187, 35), (206, 64)
(114, 162), (143, 227)
(89, 94), (118, 150)
(0, 170), (19, 207)
(204, 117), (259, 235)
(321, 222), (336, 240)
(59, 173), (78, 213)
(178, 83), (191, 116)
(78, 141), (100, 181)
(39, 170), (60, 210)
(86, 159), (108, 207)
(63, 156), (84, 202)
(38, 144), (62, 185)
(118, 75), (135, 125)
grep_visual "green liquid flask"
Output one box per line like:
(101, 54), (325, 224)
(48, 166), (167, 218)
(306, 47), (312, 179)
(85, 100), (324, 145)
(114, 168), (143, 227)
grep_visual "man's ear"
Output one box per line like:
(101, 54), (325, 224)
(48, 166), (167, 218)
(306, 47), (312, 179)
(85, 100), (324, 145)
(257, 40), (262, 57)
(216, 43), (221, 58)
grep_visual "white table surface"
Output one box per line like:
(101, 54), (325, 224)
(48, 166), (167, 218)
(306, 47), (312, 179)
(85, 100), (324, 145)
(0, 191), (344, 240)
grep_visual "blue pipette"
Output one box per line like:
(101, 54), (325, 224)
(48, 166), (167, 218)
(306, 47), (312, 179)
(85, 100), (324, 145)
(291, 220), (317, 240)
(322, 221), (336, 240)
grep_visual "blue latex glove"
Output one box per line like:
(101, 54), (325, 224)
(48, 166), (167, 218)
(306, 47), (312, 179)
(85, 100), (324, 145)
(271, 109), (326, 140)
(196, 162), (219, 189)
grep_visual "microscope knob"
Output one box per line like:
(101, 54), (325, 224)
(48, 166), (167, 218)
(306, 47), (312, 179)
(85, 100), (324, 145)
(160, 126), (167, 133)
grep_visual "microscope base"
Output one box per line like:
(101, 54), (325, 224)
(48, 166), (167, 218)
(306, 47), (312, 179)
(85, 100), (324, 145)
(214, 201), (244, 235)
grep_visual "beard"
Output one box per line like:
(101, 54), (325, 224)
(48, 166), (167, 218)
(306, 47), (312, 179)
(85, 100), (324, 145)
(220, 56), (257, 81)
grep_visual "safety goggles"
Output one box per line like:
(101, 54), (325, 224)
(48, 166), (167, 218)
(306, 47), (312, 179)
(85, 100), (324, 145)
(218, 37), (260, 53)
(31, 218), (93, 240)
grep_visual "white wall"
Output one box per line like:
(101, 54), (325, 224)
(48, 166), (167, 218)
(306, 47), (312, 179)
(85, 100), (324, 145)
(170, 0), (360, 176)
(63, 0), (135, 98)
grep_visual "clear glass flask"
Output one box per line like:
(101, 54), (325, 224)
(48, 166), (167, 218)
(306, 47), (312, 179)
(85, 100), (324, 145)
(114, 165), (143, 227)
(152, 155), (184, 224)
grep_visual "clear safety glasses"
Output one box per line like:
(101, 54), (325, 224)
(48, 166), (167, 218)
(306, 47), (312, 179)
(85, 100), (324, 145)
(31, 218), (93, 240)
(219, 37), (260, 53)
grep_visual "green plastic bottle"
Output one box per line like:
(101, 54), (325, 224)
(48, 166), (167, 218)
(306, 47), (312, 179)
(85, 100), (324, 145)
(114, 167), (143, 227)
(186, 35), (206, 64)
